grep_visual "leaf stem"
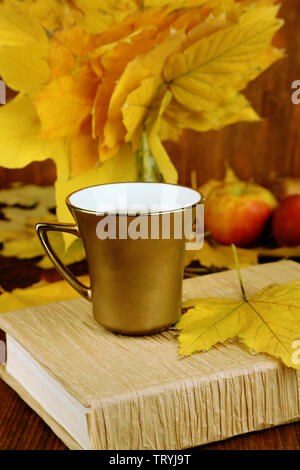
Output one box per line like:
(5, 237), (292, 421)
(135, 131), (164, 182)
(231, 243), (247, 301)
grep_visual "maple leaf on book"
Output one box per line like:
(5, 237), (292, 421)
(177, 245), (300, 370)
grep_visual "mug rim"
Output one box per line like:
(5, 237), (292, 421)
(66, 181), (204, 216)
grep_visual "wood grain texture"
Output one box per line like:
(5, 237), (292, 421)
(167, 0), (300, 187)
(0, 367), (81, 450)
(0, 378), (66, 450)
(0, 260), (299, 450)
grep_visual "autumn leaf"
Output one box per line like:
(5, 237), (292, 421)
(185, 237), (259, 270)
(37, 238), (86, 269)
(47, 26), (95, 81)
(178, 297), (250, 354)
(92, 24), (162, 154)
(1, 230), (85, 268)
(0, 184), (55, 209)
(0, 0), (284, 224)
(2, 206), (53, 226)
(200, 91), (262, 129)
(72, 0), (140, 33)
(185, 237), (300, 272)
(6, 0), (89, 31)
(177, 246), (300, 370)
(0, 94), (67, 169)
(145, 90), (178, 183)
(69, 117), (99, 177)
(0, 186), (55, 244)
(1, 234), (54, 260)
(103, 28), (186, 158)
(55, 143), (136, 248)
(157, 111), (182, 142)
(33, 75), (97, 139)
(0, 184), (86, 265)
(163, 4), (283, 114)
(122, 75), (160, 147)
(0, 276), (89, 314)
(0, 0), (50, 93)
(0, 221), (29, 243)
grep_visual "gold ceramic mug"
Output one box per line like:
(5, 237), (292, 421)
(36, 182), (203, 335)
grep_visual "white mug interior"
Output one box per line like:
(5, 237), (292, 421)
(68, 182), (202, 215)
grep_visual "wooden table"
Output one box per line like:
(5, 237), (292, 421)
(0, 256), (299, 450)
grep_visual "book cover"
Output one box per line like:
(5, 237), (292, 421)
(0, 260), (299, 450)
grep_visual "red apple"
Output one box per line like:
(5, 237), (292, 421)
(272, 195), (300, 246)
(205, 182), (277, 246)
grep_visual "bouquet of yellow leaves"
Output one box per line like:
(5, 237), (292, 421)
(0, 0), (284, 229)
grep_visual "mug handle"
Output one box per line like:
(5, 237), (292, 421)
(36, 222), (92, 301)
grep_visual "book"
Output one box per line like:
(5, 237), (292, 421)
(0, 260), (300, 450)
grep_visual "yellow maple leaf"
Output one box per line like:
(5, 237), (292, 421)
(177, 91), (261, 132)
(103, 28), (186, 157)
(5, 0), (99, 31)
(157, 114), (182, 142)
(0, 276), (89, 314)
(178, 297), (250, 353)
(47, 26), (96, 81)
(33, 75), (97, 139)
(144, 0), (207, 7)
(10, 0), (77, 31)
(177, 248), (300, 370)
(0, 94), (66, 169)
(204, 91), (261, 128)
(0, 185), (55, 243)
(0, 184), (86, 265)
(0, 184), (55, 209)
(82, 0), (210, 24)
(185, 239), (300, 272)
(1, 235), (52, 260)
(177, 281), (300, 371)
(92, 24), (162, 153)
(182, 12), (232, 50)
(122, 75), (160, 146)
(38, 238), (86, 269)
(145, 90), (178, 183)
(0, 0), (50, 93)
(72, 0), (139, 33)
(69, 116), (99, 177)
(0, 0), (284, 227)
(185, 237), (259, 270)
(55, 143), (136, 248)
(163, 4), (283, 114)
(1, 232), (86, 268)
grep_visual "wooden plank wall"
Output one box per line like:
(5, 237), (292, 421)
(0, 0), (299, 189)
